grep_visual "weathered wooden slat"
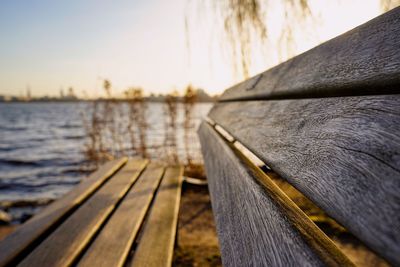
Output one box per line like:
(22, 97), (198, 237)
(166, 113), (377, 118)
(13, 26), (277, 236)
(219, 7), (400, 101)
(198, 122), (355, 266)
(129, 166), (183, 267)
(208, 95), (400, 265)
(0, 157), (127, 267)
(78, 163), (165, 267)
(17, 159), (148, 267)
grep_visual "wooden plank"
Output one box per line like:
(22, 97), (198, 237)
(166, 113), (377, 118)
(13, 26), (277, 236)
(129, 166), (183, 267)
(198, 122), (353, 266)
(0, 157), (127, 267)
(219, 7), (400, 101)
(17, 159), (148, 267)
(208, 95), (400, 265)
(78, 163), (165, 267)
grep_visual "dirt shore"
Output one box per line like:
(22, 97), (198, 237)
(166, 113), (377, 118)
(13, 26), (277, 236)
(173, 183), (222, 266)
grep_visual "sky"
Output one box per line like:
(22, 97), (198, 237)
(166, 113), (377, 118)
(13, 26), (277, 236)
(0, 0), (394, 98)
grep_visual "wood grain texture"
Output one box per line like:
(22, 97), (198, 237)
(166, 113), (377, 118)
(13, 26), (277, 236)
(0, 157), (127, 267)
(17, 159), (148, 267)
(130, 166), (183, 267)
(230, 137), (354, 267)
(208, 95), (400, 265)
(219, 7), (400, 101)
(78, 163), (165, 267)
(199, 122), (327, 266)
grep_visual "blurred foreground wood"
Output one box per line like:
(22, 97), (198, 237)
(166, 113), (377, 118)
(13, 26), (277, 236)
(0, 159), (183, 267)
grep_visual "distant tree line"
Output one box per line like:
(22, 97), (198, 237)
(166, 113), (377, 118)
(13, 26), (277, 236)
(0, 87), (217, 103)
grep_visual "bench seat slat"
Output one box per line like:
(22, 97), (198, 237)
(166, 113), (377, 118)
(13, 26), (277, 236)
(0, 157), (128, 267)
(78, 163), (165, 267)
(219, 7), (400, 101)
(198, 122), (339, 266)
(130, 166), (183, 267)
(18, 159), (148, 267)
(208, 94), (400, 265)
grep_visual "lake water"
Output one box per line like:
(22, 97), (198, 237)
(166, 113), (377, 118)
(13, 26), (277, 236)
(0, 102), (212, 222)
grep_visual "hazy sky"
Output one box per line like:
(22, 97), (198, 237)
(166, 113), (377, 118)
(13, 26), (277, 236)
(0, 0), (391, 97)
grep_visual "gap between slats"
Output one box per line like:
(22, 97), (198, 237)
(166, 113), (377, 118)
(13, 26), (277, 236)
(218, 90), (400, 103)
(208, 120), (390, 267)
(0, 158), (128, 267)
(74, 163), (166, 267)
(70, 160), (150, 266)
(17, 159), (148, 267)
(127, 166), (183, 267)
(122, 169), (166, 267)
(208, 95), (400, 265)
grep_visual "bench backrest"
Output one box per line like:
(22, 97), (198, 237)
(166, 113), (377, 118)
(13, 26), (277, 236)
(199, 7), (400, 266)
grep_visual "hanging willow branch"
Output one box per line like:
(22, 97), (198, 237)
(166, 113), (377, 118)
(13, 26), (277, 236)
(208, 0), (311, 79)
(187, 0), (398, 80)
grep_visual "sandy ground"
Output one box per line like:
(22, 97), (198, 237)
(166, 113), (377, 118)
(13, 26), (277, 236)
(333, 236), (389, 267)
(173, 183), (222, 267)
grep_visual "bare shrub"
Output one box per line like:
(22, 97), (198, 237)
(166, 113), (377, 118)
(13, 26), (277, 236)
(82, 81), (205, 172)
(125, 87), (148, 158)
(164, 91), (179, 164)
(183, 85), (197, 166)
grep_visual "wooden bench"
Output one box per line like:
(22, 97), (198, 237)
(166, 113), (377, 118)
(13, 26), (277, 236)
(0, 158), (183, 267)
(199, 7), (400, 267)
